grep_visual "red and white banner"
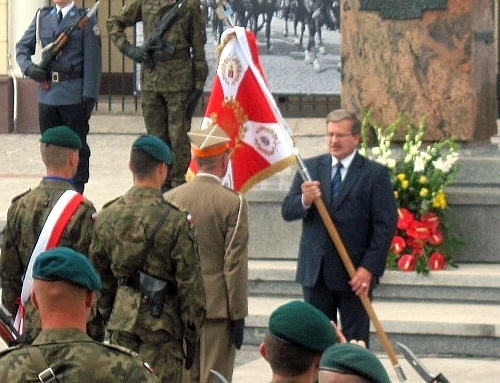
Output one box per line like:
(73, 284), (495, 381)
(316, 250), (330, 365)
(187, 27), (297, 192)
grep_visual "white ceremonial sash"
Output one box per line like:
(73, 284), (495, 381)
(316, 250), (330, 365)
(14, 190), (81, 333)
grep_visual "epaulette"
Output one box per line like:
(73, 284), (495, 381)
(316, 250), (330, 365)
(163, 199), (195, 225)
(11, 189), (31, 203)
(102, 341), (139, 356)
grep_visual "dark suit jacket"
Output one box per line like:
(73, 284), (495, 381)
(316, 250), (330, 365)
(281, 152), (397, 291)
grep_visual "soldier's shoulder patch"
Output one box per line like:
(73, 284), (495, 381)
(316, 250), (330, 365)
(92, 24), (101, 36)
(11, 189), (31, 203)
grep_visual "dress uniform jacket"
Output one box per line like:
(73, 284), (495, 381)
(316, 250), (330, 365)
(165, 175), (249, 321)
(0, 328), (158, 382)
(16, 4), (102, 105)
(0, 179), (97, 343)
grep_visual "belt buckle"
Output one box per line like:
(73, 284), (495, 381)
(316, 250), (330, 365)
(38, 367), (56, 382)
(51, 72), (60, 83)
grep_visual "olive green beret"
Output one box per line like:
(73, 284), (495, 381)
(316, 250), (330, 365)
(33, 247), (101, 291)
(319, 343), (391, 383)
(40, 126), (82, 149)
(268, 300), (336, 352)
(132, 135), (173, 165)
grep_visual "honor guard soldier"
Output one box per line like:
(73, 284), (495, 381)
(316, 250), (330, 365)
(16, 0), (102, 193)
(1, 126), (104, 344)
(107, 0), (208, 191)
(0, 247), (159, 382)
(166, 123), (249, 383)
(90, 135), (206, 383)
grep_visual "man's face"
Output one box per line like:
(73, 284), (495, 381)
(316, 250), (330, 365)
(326, 119), (360, 161)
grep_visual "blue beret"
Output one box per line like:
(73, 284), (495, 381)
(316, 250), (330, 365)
(268, 300), (336, 352)
(40, 126), (82, 149)
(33, 247), (101, 291)
(320, 343), (391, 383)
(132, 135), (173, 165)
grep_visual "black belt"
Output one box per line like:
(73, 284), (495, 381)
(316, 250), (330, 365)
(51, 70), (83, 83)
(153, 48), (191, 63)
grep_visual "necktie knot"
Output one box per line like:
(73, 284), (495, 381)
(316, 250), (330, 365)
(331, 162), (343, 202)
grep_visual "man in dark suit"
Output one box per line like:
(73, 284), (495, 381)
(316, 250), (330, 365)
(16, 0), (102, 193)
(281, 109), (397, 345)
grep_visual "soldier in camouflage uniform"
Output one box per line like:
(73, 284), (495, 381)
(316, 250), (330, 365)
(0, 247), (159, 382)
(0, 126), (104, 344)
(89, 135), (206, 383)
(107, 0), (208, 190)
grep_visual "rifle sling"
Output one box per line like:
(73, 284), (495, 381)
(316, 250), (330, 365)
(27, 347), (60, 383)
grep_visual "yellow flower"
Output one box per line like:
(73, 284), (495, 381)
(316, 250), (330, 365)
(401, 180), (410, 189)
(394, 190), (399, 199)
(433, 192), (447, 209)
(419, 188), (429, 197)
(397, 173), (406, 181)
(419, 175), (427, 184)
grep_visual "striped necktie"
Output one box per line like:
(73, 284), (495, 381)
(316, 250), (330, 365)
(331, 162), (343, 202)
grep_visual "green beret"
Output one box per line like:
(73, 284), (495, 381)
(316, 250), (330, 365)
(132, 135), (173, 165)
(40, 126), (82, 149)
(33, 247), (101, 291)
(319, 343), (391, 383)
(268, 300), (336, 352)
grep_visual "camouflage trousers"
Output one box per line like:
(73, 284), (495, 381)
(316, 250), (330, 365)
(110, 330), (184, 383)
(142, 90), (192, 188)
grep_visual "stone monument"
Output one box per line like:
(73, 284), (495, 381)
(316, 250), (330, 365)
(340, 0), (497, 141)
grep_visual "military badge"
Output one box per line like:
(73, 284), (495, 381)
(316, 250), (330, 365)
(93, 24), (101, 36)
(254, 126), (278, 157)
(221, 56), (242, 86)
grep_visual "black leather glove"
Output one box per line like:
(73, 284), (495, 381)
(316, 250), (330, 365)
(121, 41), (149, 63)
(82, 97), (96, 120)
(184, 338), (197, 370)
(25, 63), (49, 82)
(230, 318), (245, 350)
(186, 89), (203, 120)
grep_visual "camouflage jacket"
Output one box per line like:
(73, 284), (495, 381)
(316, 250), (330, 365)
(0, 328), (159, 382)
(0, 179), (96, 342)
(89, 186), (206, 349)
(106, 0), (208, 92)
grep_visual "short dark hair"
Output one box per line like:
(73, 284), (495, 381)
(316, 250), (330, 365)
(130, 147), (163, 179)
(263, 332), (318, 377)
(325, 109), (361, 135)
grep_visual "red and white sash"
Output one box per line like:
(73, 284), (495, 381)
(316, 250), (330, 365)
(14, 190), (84, 333)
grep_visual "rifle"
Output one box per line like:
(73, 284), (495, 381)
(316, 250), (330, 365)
(38, 1), (101, 91)
(0, 306), (20, 347)
(141, 0), (189, 68)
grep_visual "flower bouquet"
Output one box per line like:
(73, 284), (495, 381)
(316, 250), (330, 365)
(359, 111), (461, 275)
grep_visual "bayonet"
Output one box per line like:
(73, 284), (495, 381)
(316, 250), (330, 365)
(398, 342), (451, 383)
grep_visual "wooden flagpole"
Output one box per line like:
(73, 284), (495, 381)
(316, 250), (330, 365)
(295, 155), (406, 382)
